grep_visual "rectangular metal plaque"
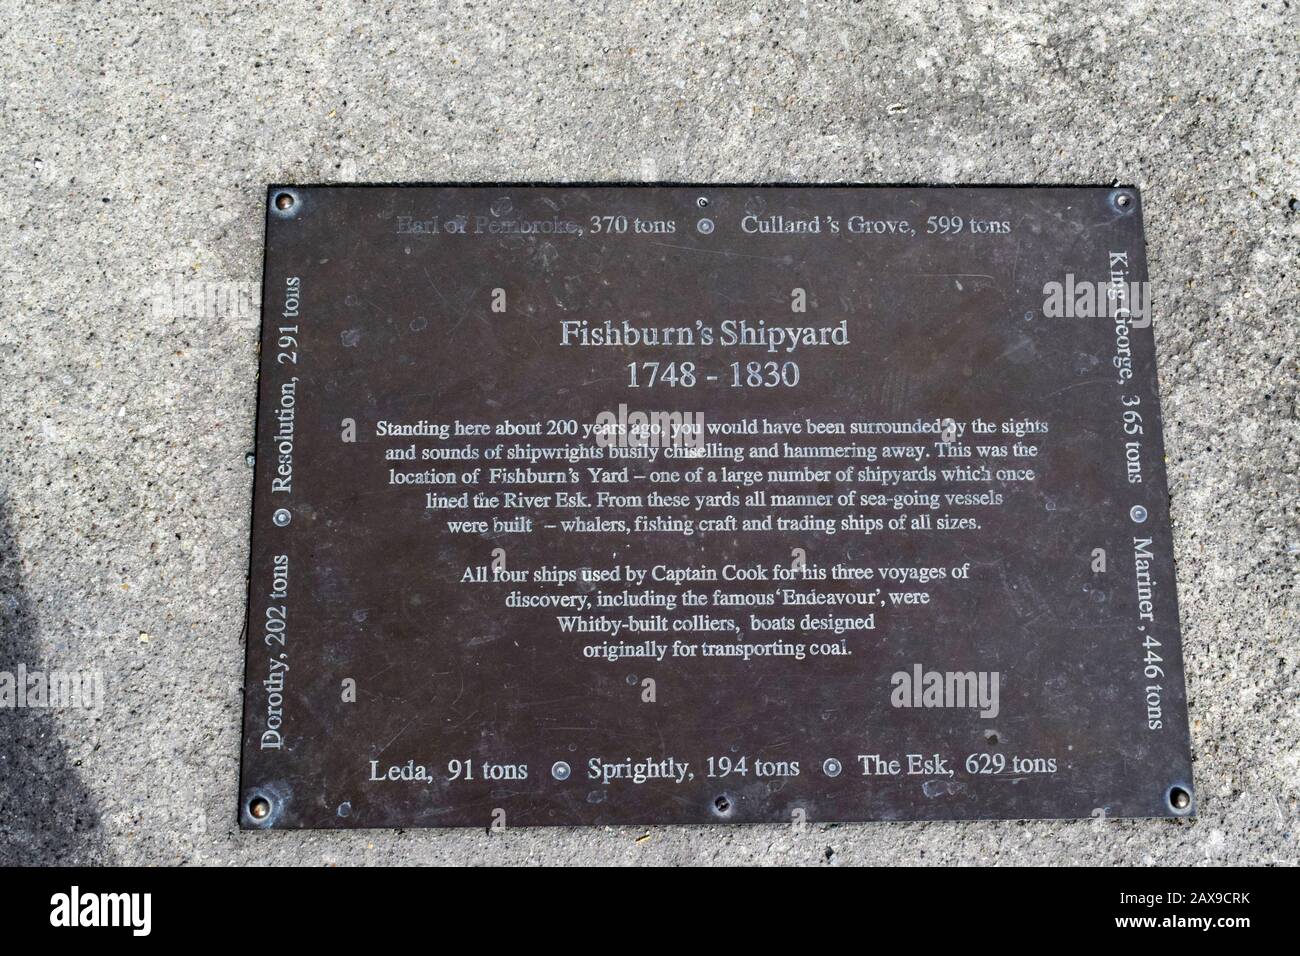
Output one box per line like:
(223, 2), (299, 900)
(240, 185), (1193, 828)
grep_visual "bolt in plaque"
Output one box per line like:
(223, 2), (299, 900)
(240, 185), (1193, 828)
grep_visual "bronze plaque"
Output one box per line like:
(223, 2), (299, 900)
(240, 185), (1193, 828)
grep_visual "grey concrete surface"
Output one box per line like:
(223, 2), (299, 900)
(0, 0), (1295, 866)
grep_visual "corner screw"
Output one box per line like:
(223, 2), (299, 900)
(273, 508), (292, 527)
(248, 796), (271, 819)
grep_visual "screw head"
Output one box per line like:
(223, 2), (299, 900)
(273, 508), (292, 527)
(248, 796), (271, 819)
(823, 757), (843, 777)
(551, 760), (571, 781)
(696, 218), (714, 235)
(1130, 505), (1148, 523)
(274, 192), (295, 211)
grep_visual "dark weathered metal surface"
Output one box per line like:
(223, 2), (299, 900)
(240, 185), (1192, 828)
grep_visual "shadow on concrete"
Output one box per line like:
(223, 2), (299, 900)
(0, 490), (108, 864)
